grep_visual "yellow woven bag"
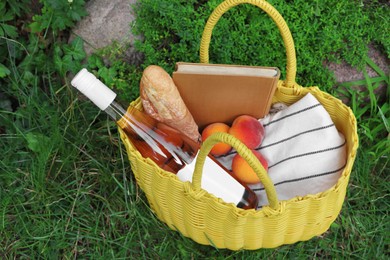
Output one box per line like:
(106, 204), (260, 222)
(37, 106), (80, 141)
(119, 0), (359, 250)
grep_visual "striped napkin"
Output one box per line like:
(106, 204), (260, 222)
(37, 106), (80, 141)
(218, 93), (347, 208)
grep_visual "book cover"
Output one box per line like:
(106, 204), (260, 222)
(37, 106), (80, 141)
(172, 62), (280, 129)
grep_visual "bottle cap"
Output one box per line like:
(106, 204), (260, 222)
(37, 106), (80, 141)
(71, 68), (117, 111)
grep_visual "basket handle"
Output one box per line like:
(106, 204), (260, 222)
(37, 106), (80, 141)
(192, 132), (279, 210)
(200, 0), (297, 88)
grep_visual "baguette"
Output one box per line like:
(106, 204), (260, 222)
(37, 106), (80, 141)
(140, 65), (201, 142)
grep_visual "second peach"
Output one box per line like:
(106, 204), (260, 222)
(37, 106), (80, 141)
(228, 115), (265, 149)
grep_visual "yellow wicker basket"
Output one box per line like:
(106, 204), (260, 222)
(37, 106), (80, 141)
(119, 0), (359, 250)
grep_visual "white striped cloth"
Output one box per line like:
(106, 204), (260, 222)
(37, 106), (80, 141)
(217, 93), (347, 209)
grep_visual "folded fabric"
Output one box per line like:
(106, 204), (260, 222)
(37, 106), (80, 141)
(217, 93), (347, 208)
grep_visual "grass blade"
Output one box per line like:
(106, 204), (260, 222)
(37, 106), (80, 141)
(338, 76), (387, 87)
(363, 68), (377, 114)
(364, 56), (388, 82)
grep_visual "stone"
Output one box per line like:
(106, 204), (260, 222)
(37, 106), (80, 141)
(325, 44), (389, 83)
(325, 44), (389, 103)
(70, 0), (143, 65)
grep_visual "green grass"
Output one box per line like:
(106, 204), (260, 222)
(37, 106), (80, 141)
(1, 56), (388, 259)
(1, 0), (389, 258)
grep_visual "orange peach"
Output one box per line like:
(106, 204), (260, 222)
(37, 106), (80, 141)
(201, 123), (232, 156)
(231, 150), (268, 184)
(228, 115), (264, 149)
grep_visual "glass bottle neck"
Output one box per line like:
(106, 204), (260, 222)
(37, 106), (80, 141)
(104, 100), (127, 122)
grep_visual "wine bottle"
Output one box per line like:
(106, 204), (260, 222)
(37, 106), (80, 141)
(71, 68), (258, 209)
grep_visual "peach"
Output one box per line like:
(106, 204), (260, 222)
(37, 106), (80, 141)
(231, 150), (268, 184)
(201, 122), (232, 156)
(228, 115), (264, 149)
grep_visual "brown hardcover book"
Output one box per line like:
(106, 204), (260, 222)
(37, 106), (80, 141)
(172, 62), (280, 129)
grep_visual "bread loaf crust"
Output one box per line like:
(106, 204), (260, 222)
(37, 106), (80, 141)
(140, 65), (200, 142)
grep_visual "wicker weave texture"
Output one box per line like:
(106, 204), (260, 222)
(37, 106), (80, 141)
(119, 0), (359, 250)
(120, 85), (357, 250)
